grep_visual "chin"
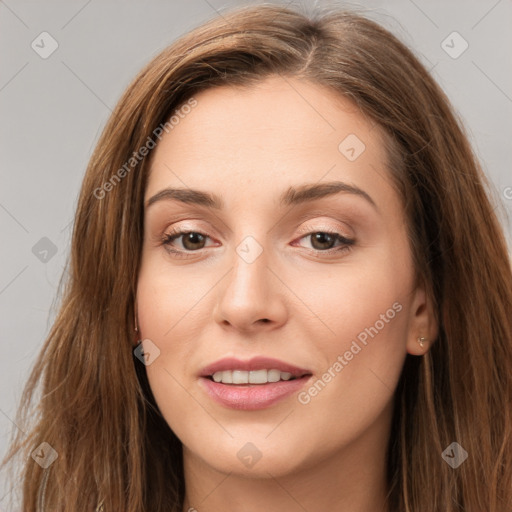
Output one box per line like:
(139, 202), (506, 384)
(195, 441), (310, 478)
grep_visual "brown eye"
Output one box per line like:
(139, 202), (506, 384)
(309, 232), (337, 251)
(296, 230), (355, 254)
(162, 230), (211, 253)
(179, 232), (207, 251)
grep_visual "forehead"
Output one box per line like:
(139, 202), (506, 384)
(145, 76), (396, 212)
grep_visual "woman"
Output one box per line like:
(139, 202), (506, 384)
(3, 3), (511, 511)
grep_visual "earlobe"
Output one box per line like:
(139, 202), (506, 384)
(408, 335), (430, 356)
(417, 336), (428, 348)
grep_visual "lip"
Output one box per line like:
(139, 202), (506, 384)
(199, 356), (311, 378)
(200, 376), (312, 410)
(198, 356), (312, 410)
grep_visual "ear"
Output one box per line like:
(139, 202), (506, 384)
(406, 279), (438, 356)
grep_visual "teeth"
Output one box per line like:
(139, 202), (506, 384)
(211, 369), (297, 385)
(267, 369), (281, 382)
(233, 370), (248, 384)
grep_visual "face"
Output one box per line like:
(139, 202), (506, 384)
(136, 76), (434, 478)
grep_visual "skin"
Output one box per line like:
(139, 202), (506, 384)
(136, 75), (438, 512)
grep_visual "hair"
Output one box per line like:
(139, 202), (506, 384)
(2, 3), (511, 511)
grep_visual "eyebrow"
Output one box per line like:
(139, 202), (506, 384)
(145, 181), (378, 211)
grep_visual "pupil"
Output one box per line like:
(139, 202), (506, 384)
(184, 232), (205, 250)
(312, 232), (334, 250)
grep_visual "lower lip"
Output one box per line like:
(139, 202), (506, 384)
(200, 376), (312, 410)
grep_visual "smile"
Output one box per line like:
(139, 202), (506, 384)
(210, 369), (303, 384)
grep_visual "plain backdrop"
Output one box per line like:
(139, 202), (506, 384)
(1, 0), (511, 507)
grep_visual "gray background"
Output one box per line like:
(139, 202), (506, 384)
(1, 0), (511, 508)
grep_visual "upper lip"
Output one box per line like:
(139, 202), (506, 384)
(199, 357), (312, 378)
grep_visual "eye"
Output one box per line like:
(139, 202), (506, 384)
(160, 228), (355, 259)
(294, 230), (355, 256)
(161, 229), (214, 258)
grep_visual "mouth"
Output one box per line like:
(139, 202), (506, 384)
(205, 368), (311, 385)
(198, 357), (313, 410)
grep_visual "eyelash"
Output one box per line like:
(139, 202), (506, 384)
(160, 227), (355, 260)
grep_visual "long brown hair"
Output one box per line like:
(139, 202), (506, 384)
(3, 4), (511, 511)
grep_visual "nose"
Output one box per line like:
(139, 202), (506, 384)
(212, 242), (288, 333)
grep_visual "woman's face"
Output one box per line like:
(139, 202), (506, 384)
(137, 76), (435, 478)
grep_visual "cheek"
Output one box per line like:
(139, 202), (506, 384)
(136, 276), (198, 442)
(135, 253), (216, 434)
(286, 279), (408, 465)
(304, 247), (412, 347)
(294, 246), (412, 405)
(135, 267), (196, 376)
(136, 249), (210, 338)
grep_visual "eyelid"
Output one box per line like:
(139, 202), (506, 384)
(161, 222), (217, 241)
(294, 222), (353, 239)
(163, 219), (353, 243)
